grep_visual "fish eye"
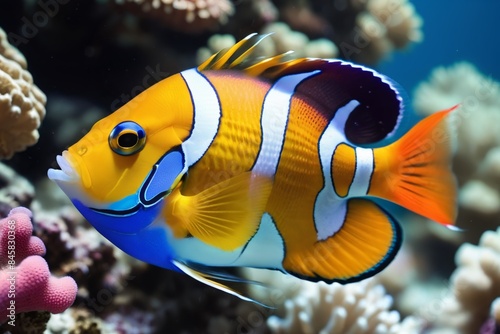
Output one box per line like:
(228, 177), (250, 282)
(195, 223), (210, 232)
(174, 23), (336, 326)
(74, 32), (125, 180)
(109, 121), (146, 156)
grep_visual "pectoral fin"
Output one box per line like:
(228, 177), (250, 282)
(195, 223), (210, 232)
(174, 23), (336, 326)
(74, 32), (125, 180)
(164, 172), (273, 251)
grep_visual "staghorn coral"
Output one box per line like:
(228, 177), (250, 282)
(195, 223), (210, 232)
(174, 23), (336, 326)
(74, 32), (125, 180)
(0, 207), (77, 323)
(110, 0), (234, 33)
(413, 62), (500, 240)
(244, 269), (423, 334)
(0, 27), (46, 160)
(423, 227), (500, 333)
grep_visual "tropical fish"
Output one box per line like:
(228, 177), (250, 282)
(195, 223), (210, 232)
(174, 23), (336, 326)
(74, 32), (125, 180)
(48, 33), (457, 302)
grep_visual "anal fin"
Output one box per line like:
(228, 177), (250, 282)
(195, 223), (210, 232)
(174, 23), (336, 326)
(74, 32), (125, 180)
(283, 199), (401, 283)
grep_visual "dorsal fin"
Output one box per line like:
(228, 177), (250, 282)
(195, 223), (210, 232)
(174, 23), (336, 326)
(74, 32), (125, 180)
(199, 33), (405, 145)
(198, 33), (298, 76)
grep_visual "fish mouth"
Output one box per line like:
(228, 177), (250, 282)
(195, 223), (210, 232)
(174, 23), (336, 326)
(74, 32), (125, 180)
(48, 151), (79, 184)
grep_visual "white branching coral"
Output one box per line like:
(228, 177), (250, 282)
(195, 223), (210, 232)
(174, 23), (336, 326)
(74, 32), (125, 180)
(424, 227), (500, 333)
(0, 27), (46, 159)
(111, 0), (234, 33)
(268, 279), (423, 334)
(244, 269), (423, 334)
(413, 62), (500, 236)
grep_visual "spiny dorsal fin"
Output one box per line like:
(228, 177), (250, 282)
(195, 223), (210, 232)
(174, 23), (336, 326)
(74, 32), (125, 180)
(198, 33), (305, 77)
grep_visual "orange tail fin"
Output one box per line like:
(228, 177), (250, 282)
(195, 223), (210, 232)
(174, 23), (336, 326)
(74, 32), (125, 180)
(369, 106), (458, 226)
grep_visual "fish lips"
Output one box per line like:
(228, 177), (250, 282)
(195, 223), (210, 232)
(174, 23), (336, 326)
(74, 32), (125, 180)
(48, 151), (88, 203)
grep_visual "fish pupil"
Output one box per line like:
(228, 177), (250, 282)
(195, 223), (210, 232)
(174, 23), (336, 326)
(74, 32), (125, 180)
(118, 133), (138, 148)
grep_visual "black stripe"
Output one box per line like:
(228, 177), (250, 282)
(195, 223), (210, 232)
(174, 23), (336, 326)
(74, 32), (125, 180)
(92, 203), (141, 217)
(365, 148), (375, 194)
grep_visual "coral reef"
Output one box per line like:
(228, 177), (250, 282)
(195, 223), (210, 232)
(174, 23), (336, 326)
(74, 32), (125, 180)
(244, 269), (423, 334)
(197, 0), (422, 65)
(259, 22), (339, 59)
(109, 0), (235, 33)
(413, 62), (500, 241)
(0, 27), (46, 160)
(0, 207), (77, 323)
(0, 162), (34, 209)
(274, 0), (422, 64)
(422, 227), (500, 333)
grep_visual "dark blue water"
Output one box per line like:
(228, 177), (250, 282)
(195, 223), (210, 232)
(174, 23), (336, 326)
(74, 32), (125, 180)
(380, 1), (500, 95)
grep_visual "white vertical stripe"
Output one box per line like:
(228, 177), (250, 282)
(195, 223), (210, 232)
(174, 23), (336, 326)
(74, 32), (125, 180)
(252, 71), (320, 176)
(314, 100), (359, 241)
(317, 100), (360, 188)
(350, 148), (374, 196)
(180, 69), (221, 167)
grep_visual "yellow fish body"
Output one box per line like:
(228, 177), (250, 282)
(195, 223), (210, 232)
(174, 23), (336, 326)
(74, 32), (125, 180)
(48, 34), (457, 301)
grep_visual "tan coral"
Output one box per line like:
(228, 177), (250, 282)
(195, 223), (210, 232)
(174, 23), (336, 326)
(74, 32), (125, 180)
(352, 0), (422, 64)
(111, 0), (234, 33)
(260, 22), (339, 59)
(367, 0), (422, 48)
(0, 29), (27, 68)
(273, 0), (422, 65)
(423, 227), (500, 333)
(0, 27), (46, 160)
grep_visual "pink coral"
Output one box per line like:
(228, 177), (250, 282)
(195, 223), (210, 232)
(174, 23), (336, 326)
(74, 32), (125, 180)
(0, 207), (45, 262)
(0, 207), (77, 323)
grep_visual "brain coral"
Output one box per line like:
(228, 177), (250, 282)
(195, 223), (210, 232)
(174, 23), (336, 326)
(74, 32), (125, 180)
(0, 27), (46, 160)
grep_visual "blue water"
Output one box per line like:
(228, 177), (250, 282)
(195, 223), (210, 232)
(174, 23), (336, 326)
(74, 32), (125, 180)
(380, 1), (500, 95)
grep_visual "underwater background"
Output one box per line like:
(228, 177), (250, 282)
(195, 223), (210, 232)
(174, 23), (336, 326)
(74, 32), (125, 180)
(381, 1), (500, 94)
(1, 0), (500, 333)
